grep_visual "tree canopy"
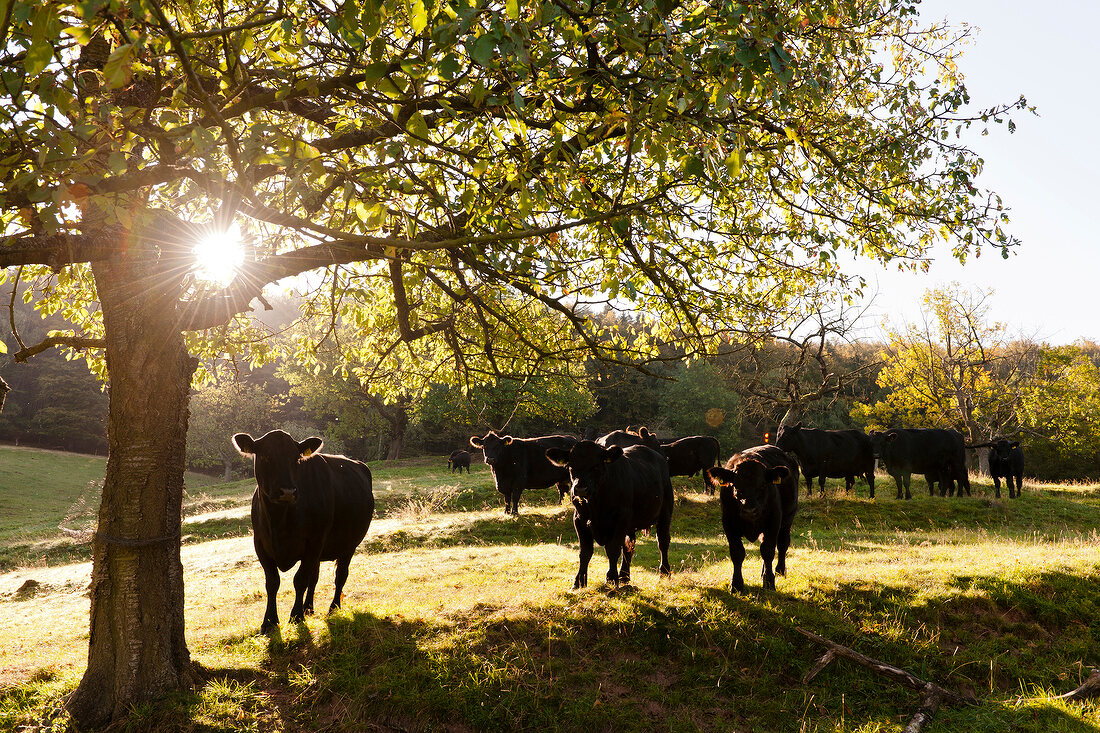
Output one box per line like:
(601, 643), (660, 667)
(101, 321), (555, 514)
(0, 0), (1026, 726)
(1, 0), (1024, 379)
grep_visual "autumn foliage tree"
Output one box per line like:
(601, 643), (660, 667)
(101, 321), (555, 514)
(0, 0), (1025, 726)
(852, 284), (1030, 443)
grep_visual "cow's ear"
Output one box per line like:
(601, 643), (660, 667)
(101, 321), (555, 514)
(469, 435), (484, 448)
(232, 433), (256, 456)
(545, 447), (570, 467)
(793, 422), (803, 430)
(1011, 441), (1020, 449)
(767, 466), (791, 484)
(299, 436), (323, 458)
(886, 432), (899, 442)
(704, 467), (732, 491)
(503, 435), (514, 445)
(639, 427), (651, 438)
(603, 446), (624, 463)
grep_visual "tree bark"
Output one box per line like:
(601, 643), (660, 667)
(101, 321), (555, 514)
(65, 249), (200, 728)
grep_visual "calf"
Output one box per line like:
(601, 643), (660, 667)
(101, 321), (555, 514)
(869, 428), (970, 500)
(971, 439), (1024, 498)
(447, 448), (471, 474)
(546, 441), (674, 589)
(659, 435), (721, 493)
(469, 430), (578, 514)
(704, 445), (798, 592)
(773, 423), (875, 498)
(233, 430), (375, 633)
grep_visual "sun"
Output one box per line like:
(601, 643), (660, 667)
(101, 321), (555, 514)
(193, 223), (245, 287)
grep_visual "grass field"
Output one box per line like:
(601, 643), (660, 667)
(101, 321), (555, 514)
(1, 445), (1099, 731)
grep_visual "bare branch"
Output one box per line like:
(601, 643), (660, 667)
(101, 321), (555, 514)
(13, 335), (105, 363)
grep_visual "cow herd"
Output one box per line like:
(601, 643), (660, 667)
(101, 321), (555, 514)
(232, 423), (1026, 632)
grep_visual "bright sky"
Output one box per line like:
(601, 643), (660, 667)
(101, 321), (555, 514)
(848, 0), (1100, 344)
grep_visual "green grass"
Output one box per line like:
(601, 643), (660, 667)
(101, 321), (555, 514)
(2, 448), (1100, 732)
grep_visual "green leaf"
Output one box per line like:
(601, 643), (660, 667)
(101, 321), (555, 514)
(103, 44), (135, 89)
(470, 34), (496, 67)
(406, 111), (429, 140)
(409, 0), (428, 33)
(108, 152), (128, 175)
(506, 0), (519, 20)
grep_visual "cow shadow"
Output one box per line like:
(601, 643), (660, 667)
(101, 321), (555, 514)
(690, 568), (1100, 732)
(169, 564), (1100, 732)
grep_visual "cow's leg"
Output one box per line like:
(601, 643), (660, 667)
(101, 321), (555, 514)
(290, 557), (321, 623)
(655, 511), (672, 578)
(817, 474), (826, 496)
(617, 532), (635, 585)
(992, 473), (1002, 499)
(760, 535), (777, 591)
(510, 488), (521, 515)
(721, 513), (747, 592)
(960, 471), (971, 497)
(804, 473), (813, 498)
(775, 522), (792, 578)
(866, 470), (875, 500)
(1012, 473), (1022, 498)
(329, 556), (351, 613)
(259, 559), (281, 634)
(573, 518), (593, 589)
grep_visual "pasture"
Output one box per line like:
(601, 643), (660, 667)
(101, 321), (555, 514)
(1, 444), (1099, 731)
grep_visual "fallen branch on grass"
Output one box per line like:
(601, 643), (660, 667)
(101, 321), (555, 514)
(797, 627), (976, 733)
(1057, 669), (1100, 702)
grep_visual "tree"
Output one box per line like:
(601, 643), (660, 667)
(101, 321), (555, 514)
(0, 0), (1024, 726)
(1018, 345), (1100, 479)
(187, 378), (283, 480)
(852, 284), (1030, 444)
(657, 359), (742, 449)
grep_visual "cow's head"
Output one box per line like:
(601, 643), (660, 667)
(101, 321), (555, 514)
(233, 430), (323, 505)
(469, 431), (512, 466)
(773, 422), (803, 452)
(867, 430), (891, 458)
(632, 426), (661, 449)
(546, 441), (623, 504)
(704, 459), (789, 523)
(992, 439), (1020, 460)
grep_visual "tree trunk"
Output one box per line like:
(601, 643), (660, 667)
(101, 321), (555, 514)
(223, 458), (233, 482)
(66, 253), (200, 728)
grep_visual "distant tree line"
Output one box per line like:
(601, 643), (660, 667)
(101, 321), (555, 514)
(5, 287), (1100, 480)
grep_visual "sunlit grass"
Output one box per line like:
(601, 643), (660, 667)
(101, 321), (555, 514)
(3, 463), (1100, 731)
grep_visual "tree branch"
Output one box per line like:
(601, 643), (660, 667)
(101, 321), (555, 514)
(13, 335), (106, 363)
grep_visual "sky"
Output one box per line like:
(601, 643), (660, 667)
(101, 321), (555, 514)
(845, 0), (1100, 344)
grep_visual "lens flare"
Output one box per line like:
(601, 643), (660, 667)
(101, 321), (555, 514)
(193, 223), (245, 286)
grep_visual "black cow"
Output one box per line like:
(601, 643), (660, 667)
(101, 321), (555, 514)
(971, 439), (1024, 499)
(233, 430), (375, 633)
(704, 445), (798, 592)
(869, 428), (970, 500)
(659, 435), (721, 493)
(469, 430), (578, 514)
(447, 449), (471, 474)
(773, 423), (875, 498)
(546, 441), (674, 589)
(596, 426), (660, 449)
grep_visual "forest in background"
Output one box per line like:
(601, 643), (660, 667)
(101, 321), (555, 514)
(3, 283), (1099, 481)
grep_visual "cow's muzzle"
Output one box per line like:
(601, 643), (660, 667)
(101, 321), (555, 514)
(275, 488), (297, 504)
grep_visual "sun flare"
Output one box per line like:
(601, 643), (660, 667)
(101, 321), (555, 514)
(193, 223), (245, 286)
